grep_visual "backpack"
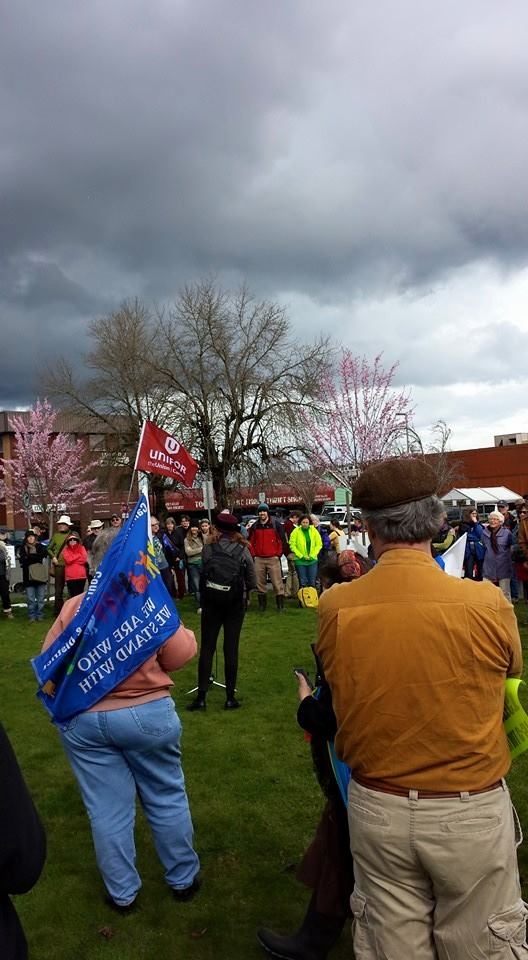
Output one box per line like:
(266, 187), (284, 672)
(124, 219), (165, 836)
(201, 543), (246, 605)
(297, 586), (319, 609)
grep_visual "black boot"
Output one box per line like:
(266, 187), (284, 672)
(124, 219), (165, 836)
(276, 594), (284, 613)
(186, 692), (206, 712)
(258, 593), (267, 612)
(257, 896), (345, 960)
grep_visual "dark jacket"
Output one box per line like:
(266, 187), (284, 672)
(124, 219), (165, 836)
(163, 528), (184, 564)
(457, 520), (486, 562)
(201, 538), (257, 596)
(18, 543), (47, 588)
(0, 724), (46, 960)
(432, 522), (456, 558)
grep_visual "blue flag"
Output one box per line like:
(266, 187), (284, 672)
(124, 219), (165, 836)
(31, 495), (180, 723)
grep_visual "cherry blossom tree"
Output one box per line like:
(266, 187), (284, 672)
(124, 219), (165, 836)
(306, 351), (414, 487)
(0, 399), (100, 532)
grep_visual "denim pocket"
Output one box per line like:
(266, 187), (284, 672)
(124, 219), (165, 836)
(59, 715), (79, 733)
(130, 697), (175, 736)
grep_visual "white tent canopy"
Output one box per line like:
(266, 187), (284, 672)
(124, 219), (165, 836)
(442, 486), (523, 506)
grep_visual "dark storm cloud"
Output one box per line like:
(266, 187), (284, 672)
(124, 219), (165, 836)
(2, 0), (528, 409)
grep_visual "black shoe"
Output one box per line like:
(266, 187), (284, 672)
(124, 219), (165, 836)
(276, 595), (285, 612)
(104, 894), (138, 916)
(257, 928), (313, 960)
(186, 696), (206, 712)
(257, 594), (267, 612)
(224, 698), (241, 710)
(172, 876), (202, 902)
(257, 896), (345, 960)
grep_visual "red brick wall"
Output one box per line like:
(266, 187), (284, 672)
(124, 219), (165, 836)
(433, 446), (528, 498)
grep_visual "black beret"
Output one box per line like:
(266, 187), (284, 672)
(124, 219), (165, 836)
(352, 458), (437, 510)
(215, 512), (240, 531)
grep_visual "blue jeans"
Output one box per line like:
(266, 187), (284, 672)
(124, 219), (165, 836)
(59, 697), (199, 905)
(187, 563), (201, 605)
(296, 562), (318, 588)
(26, 583), (45, 620)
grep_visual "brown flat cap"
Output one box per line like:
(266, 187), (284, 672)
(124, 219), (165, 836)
(352, 457), (437, 510)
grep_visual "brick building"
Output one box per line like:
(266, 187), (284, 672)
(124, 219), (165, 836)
(0, 410), (135, 532)
(433, 444), (528, 499)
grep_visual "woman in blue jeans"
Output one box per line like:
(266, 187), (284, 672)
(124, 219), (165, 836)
(184, 522), (204, 611)
(41, 530), (200, 913)
(19, 530), (47, 622)
(289, 515), (323, 589)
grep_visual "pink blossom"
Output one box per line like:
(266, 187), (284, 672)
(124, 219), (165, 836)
(304, 351), (413, 486)
(0, 399), (100, 525)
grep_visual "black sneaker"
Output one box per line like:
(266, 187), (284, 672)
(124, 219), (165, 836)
(104, 894), (138, 915)
(172, 876), (202, 902)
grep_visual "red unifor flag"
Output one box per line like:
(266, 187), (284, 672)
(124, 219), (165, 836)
(134, 421), (198, 486)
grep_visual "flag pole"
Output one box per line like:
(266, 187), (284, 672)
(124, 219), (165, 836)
(126, 422), (147, 514)
(125, 470), (137, 515)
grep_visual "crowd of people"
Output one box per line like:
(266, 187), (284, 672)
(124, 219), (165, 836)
(435, 499), (528, 603)
(2, 477), (528, 959)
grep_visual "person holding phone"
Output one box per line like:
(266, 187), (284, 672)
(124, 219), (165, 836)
(257, 551), (370, 960)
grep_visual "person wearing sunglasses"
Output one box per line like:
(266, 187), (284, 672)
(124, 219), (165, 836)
(62, 532), (88, 597)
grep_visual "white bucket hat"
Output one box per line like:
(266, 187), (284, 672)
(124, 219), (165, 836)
(57, 515), (72, 526)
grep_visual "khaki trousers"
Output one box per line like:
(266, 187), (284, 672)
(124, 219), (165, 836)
(254, 556), (284, 596)
(347, 778), (527, 959)
(284, 554), (299, 598)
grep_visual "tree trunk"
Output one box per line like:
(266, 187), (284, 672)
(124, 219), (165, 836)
(211, 467), (228, 512)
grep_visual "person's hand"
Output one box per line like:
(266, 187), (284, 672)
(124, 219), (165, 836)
(296, 674), (312, 702)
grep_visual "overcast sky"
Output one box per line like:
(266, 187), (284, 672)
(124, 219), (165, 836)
(2, 0), (528, 450)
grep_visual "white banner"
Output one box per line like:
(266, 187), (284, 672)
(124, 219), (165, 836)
(442, 533), (466, 578)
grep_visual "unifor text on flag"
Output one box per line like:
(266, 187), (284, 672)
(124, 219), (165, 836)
(31, 495), (181, 724)
(134, 421), (198, 486)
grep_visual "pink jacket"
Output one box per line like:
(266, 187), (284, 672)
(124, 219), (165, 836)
(42, 595), (197, 712)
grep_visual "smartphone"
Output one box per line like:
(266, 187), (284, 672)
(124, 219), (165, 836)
(293, 667), (313, 688)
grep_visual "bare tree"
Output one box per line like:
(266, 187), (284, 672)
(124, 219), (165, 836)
(152, 279), (329, 504)
(425, 420), (465, 494)
(264, 450), (328, 514)
(44, 300), (179, 464)
(45, 281), (330, 506)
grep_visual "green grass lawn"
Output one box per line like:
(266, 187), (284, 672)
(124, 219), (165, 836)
(2, 597), (528, 960)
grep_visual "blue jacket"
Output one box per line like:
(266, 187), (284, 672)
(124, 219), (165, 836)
(459, 521), (486, 562)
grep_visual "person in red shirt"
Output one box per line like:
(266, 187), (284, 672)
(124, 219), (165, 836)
(248, 504), (288, 612)
(62, 532), (88, 597)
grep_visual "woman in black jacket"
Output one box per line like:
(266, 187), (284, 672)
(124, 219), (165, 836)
(18, 532), (48, 623)
(187, 513), (256, 711)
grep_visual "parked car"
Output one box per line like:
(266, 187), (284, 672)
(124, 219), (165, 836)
(321, 505), (348, 521)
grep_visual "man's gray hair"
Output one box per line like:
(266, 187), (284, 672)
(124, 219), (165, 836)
(363, 495), (445, 544)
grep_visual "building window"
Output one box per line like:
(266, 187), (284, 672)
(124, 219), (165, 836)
(88, 434), (106, 451)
